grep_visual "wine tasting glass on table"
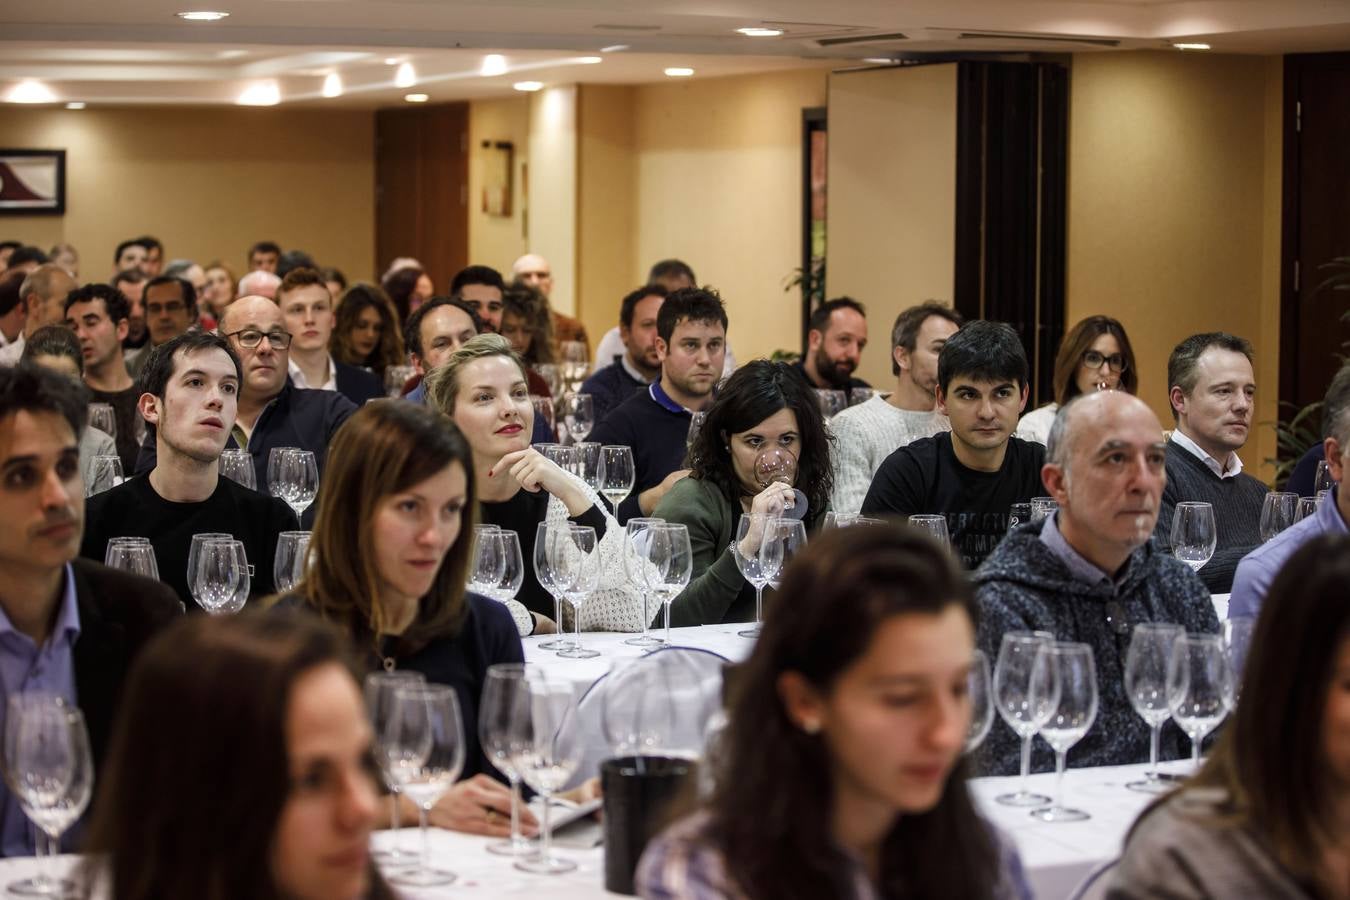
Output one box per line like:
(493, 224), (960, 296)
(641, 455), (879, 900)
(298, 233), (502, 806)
(549, 525), (601, 659)
(193, 538), (250, 614)
(993, 630), (1055, 806)
(1124, 622), (1184, 793)
(908, 514), (951, 548)
(647, 523), (692, 646)
(1167, 633), (1230, 773)
(267, 447), (319, 521)
(272, 530), (311, 593)
(559, 342), (589, 394)
(1259, 492), (1299, 543)
(104, 536), (159, 580)
(509, 675), (583, 875)
(815, 389), (847, 422)
(364, 670), (427, 865)
(479, 664), (537, 858)
(730, 514), (774, 639)
(965, 649), (995, 753)
(1171, 501), (1217, 571)
(600, 445), (635, 515)
(1007, 502), (1032, 532)
(86, 454), (123, 496)
(384, 684), (467, 887)
(1314, 459), (1336, 496)
(1030, 497), (1058, 524)
(384, 365), (416, 398)
(186, 532), (231, 605)
(760, 517), (806, 594)
(1222, 617), (1255, 710)
(622, 518), (664, 646)
(573, 443), (604, 492)
(542, 444), (578, 474)
(86, 403), (116, 440)
(1296, 495), (1323, 521)
(468, 525), (504, 597)
(686, 411), (707, 451)
(1029, 642), (1098, 823)
(531, 395), (556, 441)
(218, 448), (256, 490)
(488, 530), (525, 607)
(563, 393), (594, 443)
(533, 522), (574, 652)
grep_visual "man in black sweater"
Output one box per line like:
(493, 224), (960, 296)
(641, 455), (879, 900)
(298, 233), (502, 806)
(84, 332), (296, 609)
(581, 284), (665, 426)
(862, 320), (1045, 569)
(590, 288), (727, 523)
(1151, 332), (1268, 592)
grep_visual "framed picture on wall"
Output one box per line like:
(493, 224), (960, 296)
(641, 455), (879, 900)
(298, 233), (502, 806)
(0, 149), (66, 215)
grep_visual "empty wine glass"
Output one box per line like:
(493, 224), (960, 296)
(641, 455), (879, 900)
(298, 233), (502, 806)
(531, 395), (556, 441)
(469, 527), (507, 598)
(509, 675), (582, 875)
(364, 670), (427, 864)
(104, 536), (159, 580)
(559, 342), (589, 392)
(534, 522), (573, 652)
(193, 538), (250, 614)
(1008, 502), (1032, 532)
(186, 532), (232, 603)
(1171, 501), (1217, 570)
(486, 530), (525, 606)
(272, 530), (311, 594)
(1222, 617), (1256, 710)
(622, 518), (664, 646)
(848, 387), (875, 406)
(730, 515), (773, 640)
(563, 393), (594, 442)
(1030, 497), (1058, 524)
(686, 411), (708, 451)
(384, 364), (416, 398)
(908, 514), (951, 548)
(1259, 492), (1299, 543)
(1314, 459), (1336, 495)
(753, 446), (807, 519)
(384, 684), (467, 887)
(1296, 495), (1322, 521)
(86, 454), (123, 496)
(573, 442), (604, 492)
(479, 664), (536, 858)
(218, 448), (256, 490)
(965, 649), (995, 753)
(86, 403), (116, 439)
(760, 517), (806, 593)
(993, 630), (1055, 806)
(267, 446), (300, 502)
(550, 525), (601, 659)
(1168, 633), (1230, 773)
(648, 523), (693, 646)
(815, 389), (847, 421)
(600, 445), (635, 515)
(1124, 622), (1184, 793)
(542, 444), (578, 474)
(268, 448), (319, 520)
(1029, 642), (1097, 823)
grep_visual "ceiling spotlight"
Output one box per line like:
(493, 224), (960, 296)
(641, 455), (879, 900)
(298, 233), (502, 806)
(237, 81), (280, 106)
(513, 81), (544, 92)
(322, 73), (342, 98)
(664, 67), (695, 77)
(1171, 42), (1211, 51)
(737, 27), (783, 37)
(600, 44), (629, 53)
(578, 56), (603, 64)
(176, 10), (229, 20)
(384, 57), (401, 65)
(6, 81), (57, 104)
(404, 93), (429, 103)
(394, 62), (416, 87)
(65, 101), (86, 110)
(481, 54), (508, 76)
(863, 57), (897, 64)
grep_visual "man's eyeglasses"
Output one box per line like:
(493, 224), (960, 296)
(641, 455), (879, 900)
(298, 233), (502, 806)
(226, 328), (292, 350)
(1082, 350), (1127, 373)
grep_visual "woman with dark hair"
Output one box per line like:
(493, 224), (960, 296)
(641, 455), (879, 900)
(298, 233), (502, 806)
(201, 261), (237, 318)
(1108, 533), (1350, 897)
(81, 612), (395, 900)
(331, 283), (406, 380)
(638, 524), (1030, 899)
(321, 266), (347, 303)
(499, 284), (557, 398)
(653, 359), (833, 626)
(1015, 315), (1138, 444)
(381, 264), (434, 322)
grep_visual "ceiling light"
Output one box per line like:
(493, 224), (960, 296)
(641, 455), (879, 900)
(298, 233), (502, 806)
(513, 81), (544, 92)
(578, 56), (603, 64)
(664, 67), (695, 77)
(481, 54), (508, 76)
(176, 10), (229, 21)
(237, 81), (280, 106)
(863, 57), (897, 64)
(394, 62), (415, 87)
(737, 27), (783, 37)
(6, 81), (57, 104)
(1172, 42), (1211, 50)
(404, 93), (429, 103)
(322, 73), (342, 98)
(600, 44), (629, 53)
(384, 57), (401, 65)
(65, 101), (86, 110)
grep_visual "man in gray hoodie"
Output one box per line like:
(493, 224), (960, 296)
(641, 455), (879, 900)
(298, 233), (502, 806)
(973, 391), (1219, 775)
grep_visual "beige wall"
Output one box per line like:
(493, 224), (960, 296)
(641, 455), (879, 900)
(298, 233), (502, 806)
(1066, 51), (1282, 482)
(576, 85), (637, 349)
(826, 64), (959, 389)
(0, 106), (374, 282)
(526, 86), (578, 316)
(467, 96), (530, 274)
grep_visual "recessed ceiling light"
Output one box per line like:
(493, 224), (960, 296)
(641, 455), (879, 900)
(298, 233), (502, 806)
(322, 73), (342, 98)
(737, 27), (783, 37)
(1172, 42), (1211, 50)
(863, 57), (897, 64)
(481, 54), (508, 76)
(176, 10), (229, 21)
(384, 57), (401, 65)
(404, 93), (429, 103)
(664, 67), (695, 77)
(513, 81), (544, 92)
(237, 82), (280, 106)
(600, 44), (629, 53)
(395, 62), (416, 88)
(578, 56), (603, 64)
(6, 81), (57, 104)
(65, 101), (86, 110)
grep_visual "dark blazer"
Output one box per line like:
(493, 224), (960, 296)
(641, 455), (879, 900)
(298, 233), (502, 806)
(334, 361), (383, 406)
(69, 558), (182, 777)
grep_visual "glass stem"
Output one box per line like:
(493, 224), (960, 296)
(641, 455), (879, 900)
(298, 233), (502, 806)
(572, 597), (584, 651)
(754, 583), (764, 625)
(1054, 750), (1068, 809)
(388, 792), (400, 856)
(1018, 734), (1033, 790)
(640, 589), (651, 635)
(664, 597), (672, 644)
(552, 593), (562, 637)
(540, 790), (554, 863)
(419, 806), (431, 874)
(1149, 722), (1161, 777)
(509, 777), (522, 846)
(36, 830), (53, 889)
(1192, 733), (1202, 772)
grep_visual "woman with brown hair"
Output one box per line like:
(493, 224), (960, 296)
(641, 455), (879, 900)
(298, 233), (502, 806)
(81, 612), (396, 900)
(1015, 315), (1138, 444)
(637, 523), (1030, 899)
(381, 264), (434, 322)
(499, 283), (557, 398)
(1108, 533), (1350, 898)
(331, 283), (406, 380)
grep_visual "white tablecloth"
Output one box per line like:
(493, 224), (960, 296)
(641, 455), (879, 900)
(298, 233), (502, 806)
(523, 625), (754, 696)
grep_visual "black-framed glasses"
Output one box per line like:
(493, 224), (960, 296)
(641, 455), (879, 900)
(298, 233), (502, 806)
(1082, 350), (1127, 373)
(226, 328), (292, 350)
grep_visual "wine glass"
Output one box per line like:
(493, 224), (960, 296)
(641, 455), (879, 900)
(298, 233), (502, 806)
(622, 518), (664, 646)
(469, 527), (506, 598)
(534, 523), (572, 652)
(1008, 502), (1032, 532)
(648, 523), (693, 646)
(815, 389), (847, 421)
(550, 525), (601, 659)
(1123, 623), (1184, 793)
(760, 517), (806, 592)
(686, 411), (707, 451)
(384, 684), (467, 887)
(531, 395), (556, 441)
(484, 530), (525, 606)
(542, 444), (578, 474)
(218, 448), (256, 490)
(364, 670), (427, 864)
(563, 393), (594, 442)
(479, 664), (536, 857)
(193, 538), (250, 614)
(186, 532), (232, 604)
(267, 446), (301, 505)
(272, 530), (311, 594)
(965, 649), (995, 753)
(753, 446), (807, 519)
(730, 514), (774, 639)
(535, 364), (563, 399)
(1029, 642), (1098, 823)
(104, 537), (159, 580)
(86, 403), (116, 439)
(993, 630), (1055, 806)
(1167, 633), (1230, 773)
(1222, 617), (1256, 710)
(385, 364), (416, 398)
(559, 342), (589, 392)
(1296, 495), (1322, 521)
(1030, 497), (1058, 524)
(1314, 459), (1336, 495)
(600, 445), (635, 515)
(908, 514), (951, 548)
(573, 442), (604, 493)
(509, 675), (582, 875)
(274, 448), (319, 520)
(1258, 492), (1299, 543)
(848, 387), (875, 406)
(86, 454), (123, 496)
(1171, 501), (1217, 571)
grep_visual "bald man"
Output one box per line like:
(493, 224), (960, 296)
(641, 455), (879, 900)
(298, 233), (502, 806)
(0, 264), (78, 366)
(972, 391), (1219, 776)
(510, 253), (590, 357)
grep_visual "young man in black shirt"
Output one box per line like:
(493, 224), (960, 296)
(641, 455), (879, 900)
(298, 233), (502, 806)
(82, 331), (296, 609)
(862, 320), (1045, 568)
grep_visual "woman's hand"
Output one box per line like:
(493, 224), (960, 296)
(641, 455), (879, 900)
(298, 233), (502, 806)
(491, 448), (592, 516)
(737, 483), (796, 558)
(428, 774), (539, 838)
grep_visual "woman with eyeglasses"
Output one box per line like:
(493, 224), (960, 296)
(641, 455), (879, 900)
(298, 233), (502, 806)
(1015, 316), (1138, 445)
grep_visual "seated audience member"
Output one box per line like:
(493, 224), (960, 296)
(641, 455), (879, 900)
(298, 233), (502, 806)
(136, 235), (164, 277)
(162, 259), (206, 294)
(1152, 332), (1268, 593)
(276, 268), (381, 405)
(284, 400), (546, 836)
(248, 240), (281, 273)
(499, 283), (558, 398)
(638, 524), (1030, 899)
(792, 296), (871, 401)
(0, 364), (180, 856)
(83, 332), (297, 608)
(655, 360), (831, 627)
(0, 271), (25, 350)
(331, 283), (405, 382)
(237, 269), (281, 301)
(111, 238), (149, 278)
(830, 301), (961, 514)
(862, 321), (1045, 569)
(47, 242), (78, 279)
(591, 288), (728, 522)
(450, 265), (506, 334)
(201, 261), (236, 318)
(274, 249), (317, 280)
(1109, 534), (1350, 898)
(20, 325), (117, 487)
(1015, 315), (1139, 444)
(81, 612), (397, 898)
(64, 283), (143, 473)
(581, 284), (666, 425)
(510, 253), (589, 355)
(401, 296), (481, 403)
(127, 275), (199, 378)
(0, 240), (18, 272)
(0, 264), (77, 366)
(381, 263), (433, 322)
(426, 335), (643, 632)
(974, 392), (1218, 775)
(2, 247), (48, 279)
(112, 268), (149, 357)
(1230, 364), (1350, 619)
(320, 266), (347, 302)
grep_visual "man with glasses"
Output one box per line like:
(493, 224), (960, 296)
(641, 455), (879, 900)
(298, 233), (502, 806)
(973, 390), (1218, 776)
(127, 275), (198, 379)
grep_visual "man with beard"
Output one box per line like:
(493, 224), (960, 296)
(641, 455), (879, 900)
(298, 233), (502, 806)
(792, 297), (871, 401)
(581, 284), (666, 425)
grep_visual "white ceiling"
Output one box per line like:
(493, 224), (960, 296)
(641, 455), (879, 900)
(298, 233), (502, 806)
(3, 0), (1350, 108)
